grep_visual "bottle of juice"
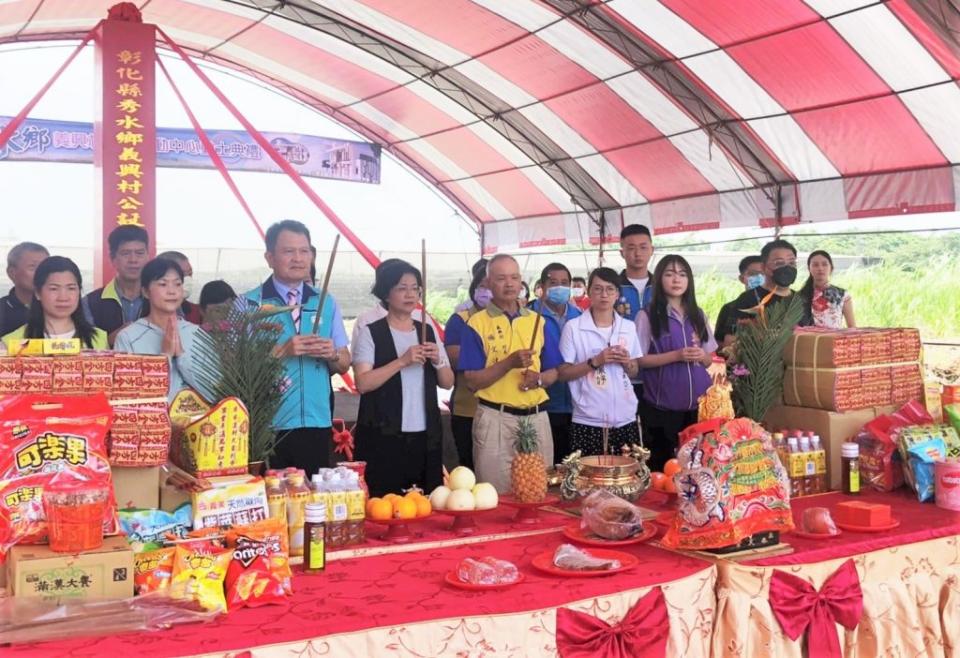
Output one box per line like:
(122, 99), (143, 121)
(344, 471), (366, 545)
(285, 470), (311, 557)
(264, 472), (289, 530)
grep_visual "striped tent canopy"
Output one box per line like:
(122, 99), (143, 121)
(3, 0), (959, 253)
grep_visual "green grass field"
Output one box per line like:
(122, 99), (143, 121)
(427, 257), (960, 340)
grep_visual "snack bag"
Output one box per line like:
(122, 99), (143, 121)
(226, 518), (292, 596)
(662, 418), (793, 550)
(906, 438), (946, 503)
(134, 547), (175, 595)
(119, 504), (192, 552)
(0, 393), (116, 551)
(224, 555), (288, 610)
(170, 540), (232, 613)
(856, 400), (932, 492)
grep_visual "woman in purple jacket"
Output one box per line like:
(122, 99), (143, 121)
(635, 255), (717, 471)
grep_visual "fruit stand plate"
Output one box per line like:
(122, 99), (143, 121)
(435, 508), (498, 535)
(499, 494), (561, 524)
(836, 518), (901, 533)
(562, 522), (658, 547)
(531, 548), (638, 578)
(444, 570), (525, 591)
(366, 515), (432, 543)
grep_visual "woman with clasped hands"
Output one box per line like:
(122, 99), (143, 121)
(114, 257), (202, 402)
(352, 260), (454, 497)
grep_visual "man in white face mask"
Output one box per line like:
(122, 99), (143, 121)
(157, 251), (203, 325)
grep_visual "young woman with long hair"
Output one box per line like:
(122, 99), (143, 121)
(635, 255), (717, 470)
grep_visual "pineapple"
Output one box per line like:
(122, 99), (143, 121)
(511, 417), (548, 502)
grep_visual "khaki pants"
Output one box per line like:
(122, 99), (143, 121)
(472, 405), (554, 494)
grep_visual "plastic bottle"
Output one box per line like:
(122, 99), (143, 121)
(786, 436), (804, 497)
(264, 473), (289, 529)
(303, 502), (327, 573)
(811, 435), (827, 493)
(797, 435), (815, 494)
(327, 478), (349, 548)
(285, 471), (311, 557)
(344, 471), (366, 545)
(841, 442), (861, 495)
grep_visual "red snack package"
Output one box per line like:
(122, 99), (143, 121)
(134, 547), (176, 594)
(225, 518), (291, 594)
(0, 393), (117, 551)
(225, 554), (288, 610)
(856, 400), (933, 492)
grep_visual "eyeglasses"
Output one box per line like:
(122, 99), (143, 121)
(590, 286), (618, 296)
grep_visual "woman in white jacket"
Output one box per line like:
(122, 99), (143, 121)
(557, 267), (643, 456)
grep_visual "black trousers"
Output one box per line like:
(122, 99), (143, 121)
(569, 421), (640, 457)
(638, 399), (697, 472)
(451, 414), (474, 470)
(354, 429), (442, 498)
(271, 427), (333, 475)
(548, 412), (573, 463)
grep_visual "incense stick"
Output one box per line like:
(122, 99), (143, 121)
(312, 234), (340, 334)
(420, 238), (428, 345)
(528, 292), (544, 351)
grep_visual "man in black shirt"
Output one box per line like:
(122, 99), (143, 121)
(0, 242), (49, 336)
(725, 239), (808, 341)
(714, 255), (765, 347)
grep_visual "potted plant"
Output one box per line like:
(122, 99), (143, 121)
(193, 303), (290, 474)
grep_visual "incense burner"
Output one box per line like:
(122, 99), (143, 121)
(558, 444), (652, 501)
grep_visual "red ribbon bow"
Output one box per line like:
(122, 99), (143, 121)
(331, 419), (354, 461)
(555, 587), (669, 658)
(769, 558), (863, 658)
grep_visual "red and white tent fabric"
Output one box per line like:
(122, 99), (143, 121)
(2, 0), (959, 252)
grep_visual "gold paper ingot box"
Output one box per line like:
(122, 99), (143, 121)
(170, 389), (249, 477)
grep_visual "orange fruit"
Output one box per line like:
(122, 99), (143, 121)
(366, 497), (383, 516)
(650, 472), (666, 491)
(368, 498), (393, 521)
(394, 497), (417, 520)
(404, 490), (424, 502)
(663, 459), (682, 477)
(414, 497), (432, 518)
(663, 477), (677, 494)
(383, 493), (401, 505)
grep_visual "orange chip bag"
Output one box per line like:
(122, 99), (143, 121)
(226, 518), (291, 593)
(170, 541), (231, 613)
(134, 547), (175, 595)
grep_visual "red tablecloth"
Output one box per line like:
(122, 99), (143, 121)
(749, 488), (960, 566)
(9, 508), (713, 657)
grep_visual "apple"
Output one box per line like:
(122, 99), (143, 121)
(472, 482), (499, 510)
(429, 486), (451, 511)
(448, 466), (476, 491)
(446, 488), (476, 511)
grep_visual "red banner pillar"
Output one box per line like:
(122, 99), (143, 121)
(93, 4), (157, 287)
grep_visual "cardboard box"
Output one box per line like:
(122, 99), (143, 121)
(765, 404), (895, 490)
(7, 536), (134, 599)
(191, 475), (268, 530)
(112, 466), (161, 510)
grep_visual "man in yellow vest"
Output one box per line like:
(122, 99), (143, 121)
(460, 255), (559, 492)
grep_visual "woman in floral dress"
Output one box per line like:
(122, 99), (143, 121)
(799, 250), (855, 328)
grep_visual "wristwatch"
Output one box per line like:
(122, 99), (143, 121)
(587, 356), (599, 370)
(536, 376), (543, 388)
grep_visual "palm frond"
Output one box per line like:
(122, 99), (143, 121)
(730, 294), (804, 422)
(193, 303), (289, 463)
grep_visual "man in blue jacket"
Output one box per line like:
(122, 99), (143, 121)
(615, 224), (654, 413)
(530, 262), (581, 462)
(243, 220), (351, 475)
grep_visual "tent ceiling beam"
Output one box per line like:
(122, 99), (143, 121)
(223, 0), (620, 215)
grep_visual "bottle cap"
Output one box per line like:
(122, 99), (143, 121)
(841, 442), (859, 458)
(305, 502), (327, 520)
